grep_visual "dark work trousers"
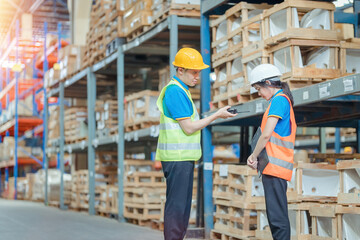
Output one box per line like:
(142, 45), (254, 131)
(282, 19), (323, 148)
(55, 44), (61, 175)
(161, 161), (195, 240)
(262, 174), (290, 240)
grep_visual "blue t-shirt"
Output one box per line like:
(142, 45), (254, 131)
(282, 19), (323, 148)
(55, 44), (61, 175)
(163, 76), (193, 120)
(267, 90), (291, 137)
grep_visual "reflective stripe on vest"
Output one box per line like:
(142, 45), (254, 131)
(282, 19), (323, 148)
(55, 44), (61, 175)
(157, 142), (201, 151)
(261, 93), (297, 181)
(155, 79), (201, 161)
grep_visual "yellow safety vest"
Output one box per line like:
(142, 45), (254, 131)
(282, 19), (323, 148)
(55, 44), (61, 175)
(155, 79), (201, 161)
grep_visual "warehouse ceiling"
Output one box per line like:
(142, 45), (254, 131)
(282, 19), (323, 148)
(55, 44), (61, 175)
(0, 0), (70, 53)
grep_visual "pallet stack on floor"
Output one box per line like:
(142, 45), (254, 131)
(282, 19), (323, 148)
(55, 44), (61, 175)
(122, 160), (165, 225)
(210, 0), (360, 110)
(95, 151), (118, 216)
(211, 164), (264, 239)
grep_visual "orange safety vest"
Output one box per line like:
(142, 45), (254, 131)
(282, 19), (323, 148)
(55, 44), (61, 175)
(261, 93), (297, 181)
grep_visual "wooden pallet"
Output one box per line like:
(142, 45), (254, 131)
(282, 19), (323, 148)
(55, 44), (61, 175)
(267, 39), (341, 82)
(262, 0), (337, 47)
(213, 164), (232, 200)
(124, 202), (162, 220)
(124, 187), (166, 204)
(125, 171), (165, 188)
(210, 2), (271, 63)
(228, 165), (265, 204)
(310, 203), (338, 240)
(214, 199), (232, 232)
(255, 202), (313, 240)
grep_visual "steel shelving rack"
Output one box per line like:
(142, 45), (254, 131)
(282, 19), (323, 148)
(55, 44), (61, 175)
(46, 14), (201, 218)
(200, 0), (360, 237)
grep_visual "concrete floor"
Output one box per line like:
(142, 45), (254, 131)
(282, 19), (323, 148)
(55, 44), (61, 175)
(0, 199), (163, 240)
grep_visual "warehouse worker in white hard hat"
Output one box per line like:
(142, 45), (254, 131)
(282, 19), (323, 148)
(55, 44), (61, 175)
(247, 64), (297, 240)
(155, 48), (236, 240)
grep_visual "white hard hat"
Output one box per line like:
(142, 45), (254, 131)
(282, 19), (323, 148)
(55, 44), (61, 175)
(249, 64), (282, 86)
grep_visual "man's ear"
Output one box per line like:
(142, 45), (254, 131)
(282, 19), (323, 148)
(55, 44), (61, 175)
(178, 67), (184, 75)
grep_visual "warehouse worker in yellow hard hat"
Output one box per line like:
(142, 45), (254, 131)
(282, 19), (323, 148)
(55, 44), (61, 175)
(155, 48), (237, 240)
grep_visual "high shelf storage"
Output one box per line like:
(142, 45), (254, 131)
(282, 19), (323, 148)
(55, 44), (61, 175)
(201, 0), (360, 238)
(46, 9), (201, 223)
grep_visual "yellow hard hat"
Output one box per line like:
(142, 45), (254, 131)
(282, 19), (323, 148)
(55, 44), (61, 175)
(173, 48), (209, 70)
(344, 146), (352, 153)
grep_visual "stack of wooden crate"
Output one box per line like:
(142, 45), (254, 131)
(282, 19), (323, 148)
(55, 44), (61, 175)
(124, 90), (160, 132)
(70, 170), (92, 211)
(210, 2), (272, 109)
(123, 160), (166, 225)
(104, 0), (124, 56)
(95, 151), (118, 186)
(64, 107), (88, 144)
(47, 106), (60, 146)
(123, 0), (153, 40)
(211, 164), (264, 239)
(210, 0), (358, 110)
(58, 45), (85, 80)
(151, 0), (200, 24)
(83, 0), (120, 68)
(96, 99), (118, 138)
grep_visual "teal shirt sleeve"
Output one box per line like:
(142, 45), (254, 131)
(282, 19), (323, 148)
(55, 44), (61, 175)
(163, 85), (193, 120)
(268, 95), (291, 137)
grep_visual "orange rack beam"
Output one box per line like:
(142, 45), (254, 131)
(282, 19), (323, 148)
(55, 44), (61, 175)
(0, 118), (43, 136)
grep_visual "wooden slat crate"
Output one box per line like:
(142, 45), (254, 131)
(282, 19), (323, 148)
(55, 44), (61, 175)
(70, 170), (90, 211)
(124, 159), (154, 175)
(337, 159), (360, 206)
(210, 2), (271, 63)
(104, 10), (124, 47)
(262, 0), (338, 47)
(267, 39), (340, 87)
(64, 107), (88, 144)
(213, 164), (232, 200)
(125, 171), (165, 188)
(124, 187), (166, 204)
(255, 202), (312, 240)
(95, 151), (117, 185)
(310, 203), (338, 240)
(214, 199), (231, 232)
(211, 51), (251, 110)
(95, 185), (112, 216)
(151, 0), (200, 25)
(308, 153), (360, 164)
(124, 202), (162, 220)
(287, 162), (339, 203)
(228, 165), (265, 204)
(339, 38), (360, 76)
(124, 90), (160, 132)
(336, 205), (360, 240)
(123, 0), (153, 40)
(109, 185), (119, 214)
(228, 201), (257, 238)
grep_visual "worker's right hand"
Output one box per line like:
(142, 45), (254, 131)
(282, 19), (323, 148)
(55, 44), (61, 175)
(247, 154), (258, 170)
(216, 106), (237, 119)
